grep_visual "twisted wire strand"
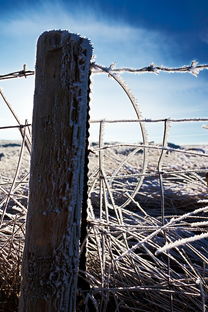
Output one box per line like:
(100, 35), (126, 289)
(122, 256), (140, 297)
(91, 61), (208, 76)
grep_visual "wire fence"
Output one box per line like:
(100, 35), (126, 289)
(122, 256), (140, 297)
(0, 62), (208, 311)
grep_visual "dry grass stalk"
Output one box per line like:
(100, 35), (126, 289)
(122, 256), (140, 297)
(86, 140), (208, 311)
(0, 137), (208, 311)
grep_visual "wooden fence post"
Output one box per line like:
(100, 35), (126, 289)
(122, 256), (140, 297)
(19, 30), (92, 312)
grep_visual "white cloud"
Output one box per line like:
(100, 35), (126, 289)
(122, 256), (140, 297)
(2, 2), (134, 39)
(0, 0), (177, 65)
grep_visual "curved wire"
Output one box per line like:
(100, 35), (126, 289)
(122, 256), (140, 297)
(92, 64), (148, 208)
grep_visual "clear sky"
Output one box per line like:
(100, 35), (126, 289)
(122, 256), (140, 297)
(0, 0), (208, 144)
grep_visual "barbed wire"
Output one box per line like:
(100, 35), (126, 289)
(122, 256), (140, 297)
(1, 60), (208, 81)
(90, 117), (208, 123)
(91, 60), (208, 77)
(0, 64), (34, 80)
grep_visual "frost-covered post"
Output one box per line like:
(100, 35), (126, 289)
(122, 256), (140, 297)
(19, 31), (92, 312)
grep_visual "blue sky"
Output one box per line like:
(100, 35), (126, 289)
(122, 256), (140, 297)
(0, 0), (208, 144)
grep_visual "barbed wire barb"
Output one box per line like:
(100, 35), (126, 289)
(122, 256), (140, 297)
(0, 64), (34, 80)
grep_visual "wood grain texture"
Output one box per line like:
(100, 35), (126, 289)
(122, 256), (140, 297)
(19, 30), (92, 312)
